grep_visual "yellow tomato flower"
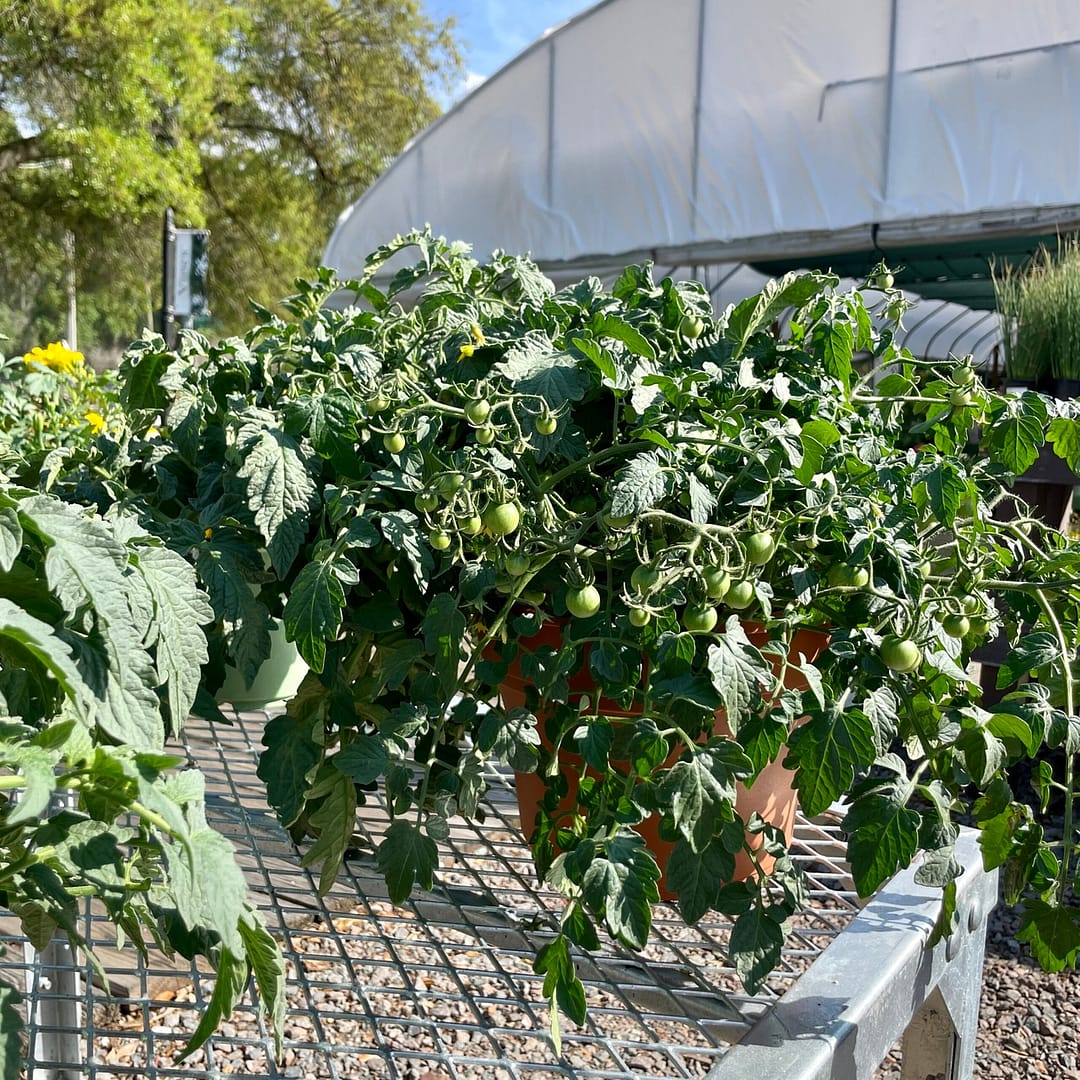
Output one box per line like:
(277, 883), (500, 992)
(457, 342), (475, 361)
(84, 411), (106, 434)
(204, 527), (214, 540)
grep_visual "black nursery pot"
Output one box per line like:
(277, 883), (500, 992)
(1048, 377), (1080, 399)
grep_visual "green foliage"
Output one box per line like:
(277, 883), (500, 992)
(0, 0), (462, 352)
(20, 229), (1080, 1038)
(0, 487), (285, 1065)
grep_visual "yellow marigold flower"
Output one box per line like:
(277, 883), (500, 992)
(24, 342), (84, 375)
(84, 411), (106, 434)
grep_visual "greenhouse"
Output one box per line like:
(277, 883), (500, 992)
(326, 0), (1080, 368)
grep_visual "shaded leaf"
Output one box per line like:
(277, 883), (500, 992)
(377, 820), (439, 904)
(730, 905), (785, 994)
(283, 559), (345, 673)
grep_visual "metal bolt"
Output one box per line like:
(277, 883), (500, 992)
(967, 896), (982, 933)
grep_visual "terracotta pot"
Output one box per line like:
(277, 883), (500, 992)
(495, 619), (829, 900)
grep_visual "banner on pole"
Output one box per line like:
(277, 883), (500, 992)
(173, 229), (210, 318)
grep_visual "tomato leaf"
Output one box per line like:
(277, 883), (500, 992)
(236, 422), (318, 578)
(611, 451), (668, 518)
(582, 830), (659, 950)
(421, 594), (466, 697)
(1016, 900), (1080, 973)
(998, 631), (1060, 689)
(284, 558), (346, 673)
(666, 838), (734, 923)
(257, 712), (321, 827)
(842, 784), (921, 897)
(705, 617), (771, 726)
(301, 769), (358, 894)
(178, 947), (249, 1061)
(787, 706), (876, 817)
(376, 820), (439, 904)
(730, 904), (785, 994)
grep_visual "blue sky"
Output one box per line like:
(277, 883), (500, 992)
(426, 1), (596, 101)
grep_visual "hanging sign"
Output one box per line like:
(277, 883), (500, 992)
(173, 229), (210, 318)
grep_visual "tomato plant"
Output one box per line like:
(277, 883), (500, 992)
(28, 229), (1080, 1050)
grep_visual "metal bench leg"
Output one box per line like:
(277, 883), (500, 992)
(900, 894), (990, 1080)
(25, 935), (83, 1080)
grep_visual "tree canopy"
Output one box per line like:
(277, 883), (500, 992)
(0, 0), (461, 355)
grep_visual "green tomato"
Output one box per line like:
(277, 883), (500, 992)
(465, 399), (492, 426)
(723, 579), (755, 610)
(917, 558), (933, 580)
(968, 615), (992, 639)
(703, 567), (731, 599)
(627, 606), (652, 628)
(949, 387), (973, 408)
(383, 432), (406, 454)
(475, 425), (496, 446)
(438, 471), (464, 497)
(683, 605), (718, 633)
(961, 593), (981, 615)
(505, 553), (531, 577)
(415, 491), (440, 513)
(536, 413), (558, 436)
(745, 531), (777, 566)
(603, 512), (633, 531)
(631, 564), (661, 591)
(459, 514), (483, 536)
(952, 363), (975, 386)
(429, 529), (452, 551)
(942, 613), (970, 638)
(874, 271), (895, 290)
(679, 314), (705, 339)
(483, 502), (521, 537)
(827, 564), (869, 589)
(364, 394), (390, 415)
(880, 635), (922, 673)
(566, 584), (602, 619)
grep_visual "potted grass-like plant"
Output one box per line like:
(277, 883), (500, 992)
(994, 237), (1080, 398)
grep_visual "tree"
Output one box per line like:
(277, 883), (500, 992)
(0, 0), (460, 353)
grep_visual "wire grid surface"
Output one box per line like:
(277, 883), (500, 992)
(13, 709), (863, 1080)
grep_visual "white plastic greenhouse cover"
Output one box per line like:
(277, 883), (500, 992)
(323, 0), (1080, 363)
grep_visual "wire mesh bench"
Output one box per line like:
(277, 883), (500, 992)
(10, 709), (996, 1080)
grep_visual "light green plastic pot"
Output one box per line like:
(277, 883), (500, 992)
(215, 619), (308, 711)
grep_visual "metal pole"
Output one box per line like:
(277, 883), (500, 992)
(63, 230), (76, 352)
(162, 207), (176, 349)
